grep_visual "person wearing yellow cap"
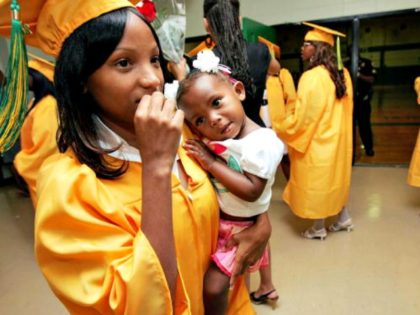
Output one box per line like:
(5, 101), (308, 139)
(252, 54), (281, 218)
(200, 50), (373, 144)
(1, 0), (271, 314)
(407, 76), (420, 187)
(12, 56), (57, 205)
(258, 35), (296, 182)
(272, 22), (354, 240)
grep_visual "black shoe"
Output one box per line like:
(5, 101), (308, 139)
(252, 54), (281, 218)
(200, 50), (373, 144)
(250, 290), (279, 305)
(365, 149), (375, 156)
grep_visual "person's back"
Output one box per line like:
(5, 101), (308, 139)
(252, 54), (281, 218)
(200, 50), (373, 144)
(203, 0), (272, 127)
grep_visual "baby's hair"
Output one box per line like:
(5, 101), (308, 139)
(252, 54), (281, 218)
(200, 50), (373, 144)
(176, 70), (230, 108)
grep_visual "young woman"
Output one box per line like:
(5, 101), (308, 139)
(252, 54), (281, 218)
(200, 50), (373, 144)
(29, 0), (271, 313)
(275, 22), (354, 240)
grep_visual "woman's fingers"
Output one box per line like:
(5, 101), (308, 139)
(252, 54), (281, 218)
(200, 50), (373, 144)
(134, 91), (183, 166)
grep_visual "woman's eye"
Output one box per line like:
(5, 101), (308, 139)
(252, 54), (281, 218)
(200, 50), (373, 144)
(116, 59), (130, 68)
(195, 117), (204, 126)
(151, 55), (161, 66)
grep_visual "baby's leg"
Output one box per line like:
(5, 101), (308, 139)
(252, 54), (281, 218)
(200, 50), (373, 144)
(203, 261), (230, 315)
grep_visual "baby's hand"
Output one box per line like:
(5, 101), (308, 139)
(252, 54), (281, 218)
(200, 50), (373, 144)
(183, 139), (216, 171)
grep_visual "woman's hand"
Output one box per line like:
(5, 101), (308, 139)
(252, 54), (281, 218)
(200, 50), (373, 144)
(134, 91), (184, 302)
(226, 213), (272, 287)
(134, 91), (184, 172)
(183, 139), (216, 171)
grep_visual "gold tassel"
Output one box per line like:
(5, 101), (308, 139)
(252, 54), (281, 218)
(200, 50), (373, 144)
(336, 36), (343, 71)
(0, 0), (29, 153)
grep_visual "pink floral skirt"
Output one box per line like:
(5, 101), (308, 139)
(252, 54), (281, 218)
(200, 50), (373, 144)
(212, 219), (269, 277)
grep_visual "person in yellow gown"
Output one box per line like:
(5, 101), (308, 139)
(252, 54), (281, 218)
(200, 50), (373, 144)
(407, 76), (420, 187)
(273, 22), (354, 240)
(0, 0), (272, 313)
(13, 57), (58, 206)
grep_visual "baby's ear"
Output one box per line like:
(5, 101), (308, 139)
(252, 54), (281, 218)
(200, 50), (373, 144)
(233, 81), (246, 101)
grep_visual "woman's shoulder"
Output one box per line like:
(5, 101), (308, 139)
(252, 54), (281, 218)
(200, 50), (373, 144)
(301, 66), (330, 83)
(305, 65), (328, 75)
(38, 151), (96, 189)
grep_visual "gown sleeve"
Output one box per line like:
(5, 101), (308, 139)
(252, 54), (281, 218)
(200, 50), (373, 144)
(280, 68), (297, 107)
(276, 67), (332, 153)
(13, 95), (59, 206)
(35, 153), (188, 315)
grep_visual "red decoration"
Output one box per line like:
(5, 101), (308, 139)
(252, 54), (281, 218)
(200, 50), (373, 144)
(209, 143), (227, 155)
(136, 0), (157, 24)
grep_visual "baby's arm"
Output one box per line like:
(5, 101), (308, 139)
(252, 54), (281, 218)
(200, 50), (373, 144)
(184, 139), (267, 202)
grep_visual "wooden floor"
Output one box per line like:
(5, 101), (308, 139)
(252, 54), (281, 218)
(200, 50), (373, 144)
(355, 84), (419, 165)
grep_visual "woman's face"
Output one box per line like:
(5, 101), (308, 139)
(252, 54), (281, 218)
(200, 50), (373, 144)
(301, 41), (316, 61)
(180, 74), (246, 141)
(86, 12), (163, 134)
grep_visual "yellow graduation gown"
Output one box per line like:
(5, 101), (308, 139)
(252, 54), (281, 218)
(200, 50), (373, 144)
(13, 95), (59, 206)
(265, 75), (285, 139)
(274, 66), (353, 219)
(279, 68), (297, 107)
(265, 69), (297, 140)
(407, 77), (420, 187)
(35, 127), (254, 315)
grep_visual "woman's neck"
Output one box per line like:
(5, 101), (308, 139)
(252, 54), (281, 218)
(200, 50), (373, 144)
(98, 116), (138, 148)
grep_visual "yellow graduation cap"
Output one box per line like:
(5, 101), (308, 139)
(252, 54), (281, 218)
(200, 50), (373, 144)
(0, 0), (138, 53)
(0, 0), (137, 152)
(303, 21), (346, 71)
(258, 36), (281, 60)
(187, 38), (215, 58)
(303, 21), (345, 46)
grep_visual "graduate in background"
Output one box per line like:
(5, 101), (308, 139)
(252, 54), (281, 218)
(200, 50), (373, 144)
(273, 22), (354, 240)
(407, 76), (420, 187)
(258, 36), (297, 182)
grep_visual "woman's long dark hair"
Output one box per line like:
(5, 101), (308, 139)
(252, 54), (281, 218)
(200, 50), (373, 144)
(307, 41), (347, 99)
(55, 7), (165, 179)
(203, 0), (255, 100)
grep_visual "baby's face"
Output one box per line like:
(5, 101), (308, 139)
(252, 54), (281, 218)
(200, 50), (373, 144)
(180, 74), (246, 141)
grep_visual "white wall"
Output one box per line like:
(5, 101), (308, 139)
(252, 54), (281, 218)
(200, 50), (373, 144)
(185, 0), (420, 38)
